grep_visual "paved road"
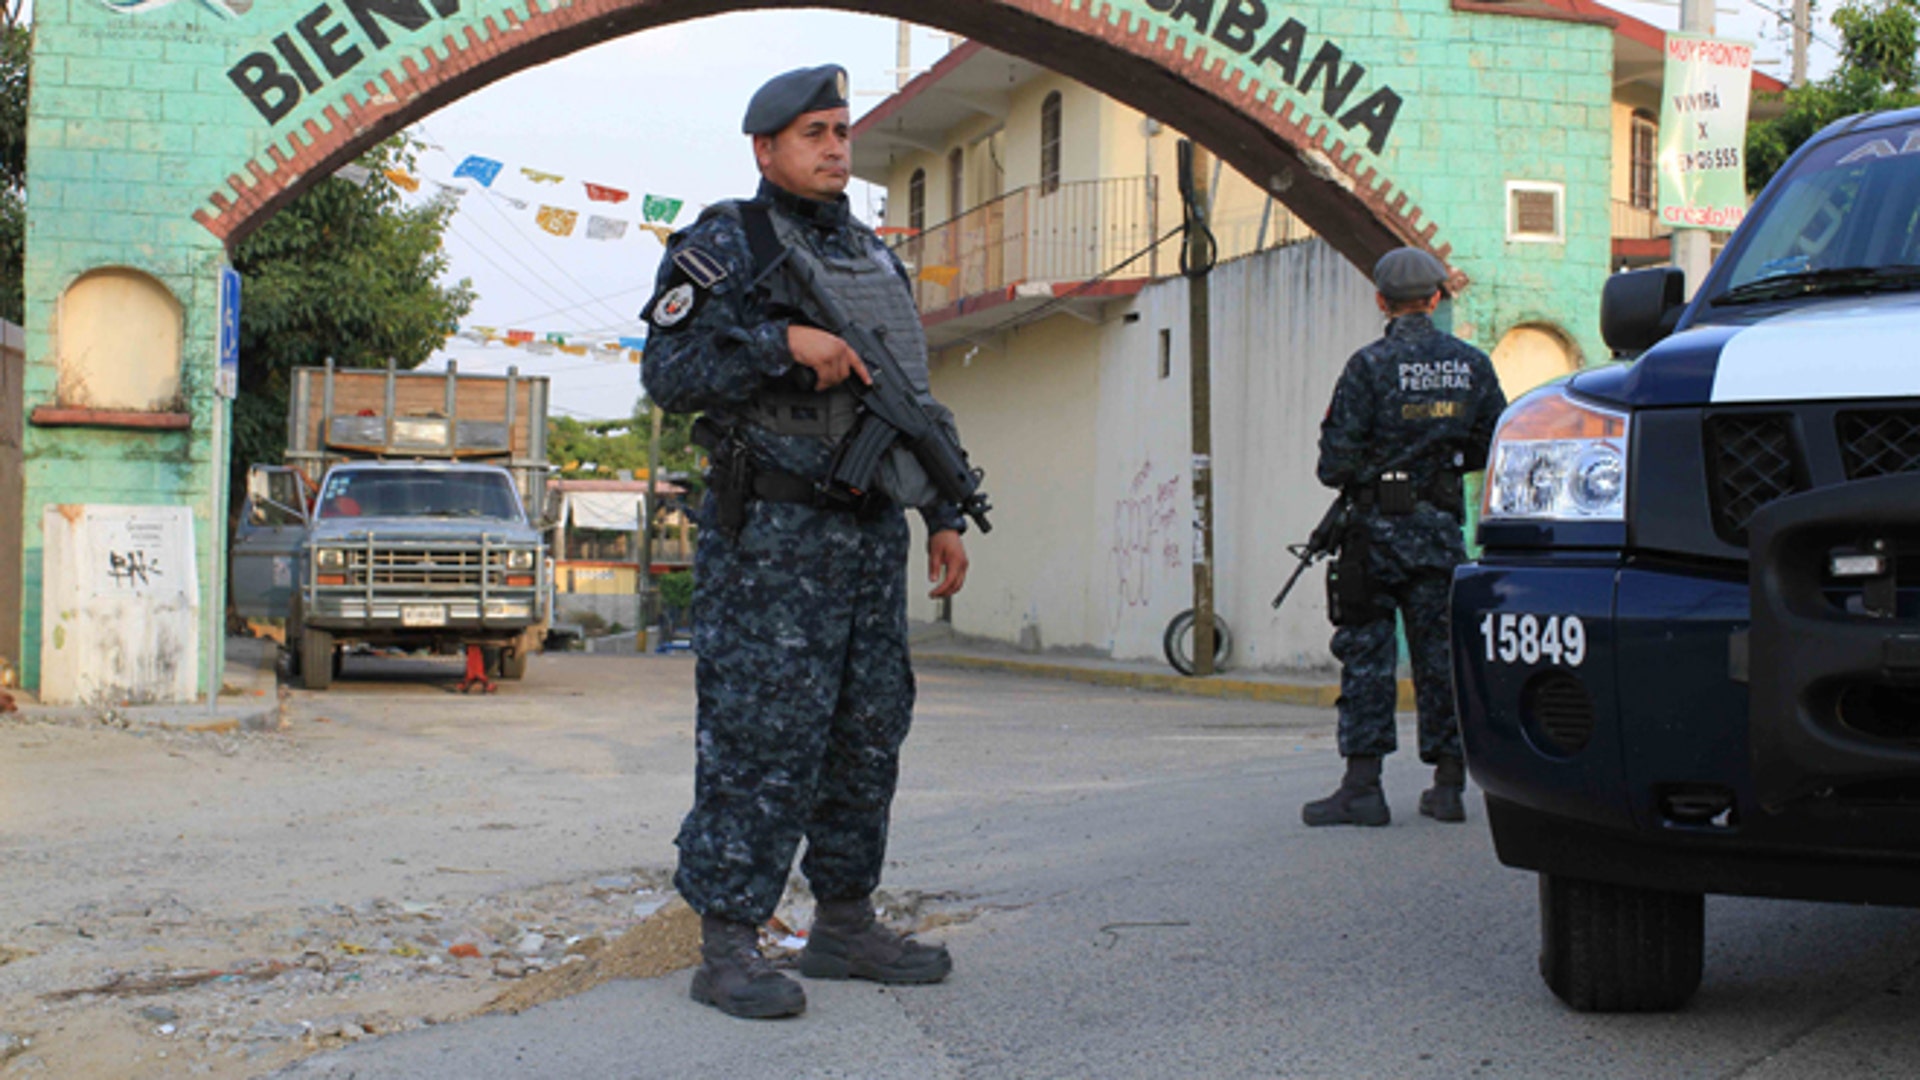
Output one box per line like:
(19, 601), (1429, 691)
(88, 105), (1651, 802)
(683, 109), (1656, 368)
(268, 657), (1920, 1080)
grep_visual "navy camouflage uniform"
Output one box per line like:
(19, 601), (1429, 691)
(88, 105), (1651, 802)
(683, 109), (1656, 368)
(642, 179), (965, 926)
(1317, 312), (1505, 764)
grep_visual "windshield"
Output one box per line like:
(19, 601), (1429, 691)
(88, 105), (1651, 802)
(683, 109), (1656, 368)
(316, 469), (524, 521)
(1721, 125), (1920, 297)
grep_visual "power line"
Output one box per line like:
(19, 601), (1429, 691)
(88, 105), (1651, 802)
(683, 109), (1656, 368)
(412, 122), (640, 329)
(439, 217), (581, 315)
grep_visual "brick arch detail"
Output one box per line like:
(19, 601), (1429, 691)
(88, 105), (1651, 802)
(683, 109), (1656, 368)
(194, 0), (1459, 282)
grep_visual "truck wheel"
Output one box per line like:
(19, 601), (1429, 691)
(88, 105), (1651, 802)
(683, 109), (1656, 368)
(1539, 873), (1703, 1012)
(498, 648), (528, 681)
(301, 628), (335, 691)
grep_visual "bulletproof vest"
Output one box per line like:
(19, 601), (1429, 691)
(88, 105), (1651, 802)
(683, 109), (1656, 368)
(736, 202), (946, 508)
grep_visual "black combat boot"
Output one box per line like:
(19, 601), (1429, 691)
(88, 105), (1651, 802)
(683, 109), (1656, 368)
(1419, 755), (1468, 823)
(689, 916), (806, 1019)
(1301, 755), (1390, 827)
(799, 898), (953, 984)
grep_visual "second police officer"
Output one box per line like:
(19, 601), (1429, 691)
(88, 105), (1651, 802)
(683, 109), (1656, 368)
(640, 65), (973, 1020)
(1302, 248), (1507, 828)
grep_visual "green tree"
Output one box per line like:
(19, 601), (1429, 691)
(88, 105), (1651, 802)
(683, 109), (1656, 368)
(231, 138), (474, 488)
(1748, 0), (1920, 189)
(0, 6), (30, 325)
(547, 404), (702, 487)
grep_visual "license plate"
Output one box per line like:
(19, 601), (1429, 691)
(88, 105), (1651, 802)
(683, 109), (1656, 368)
(401, 605), (446, 628)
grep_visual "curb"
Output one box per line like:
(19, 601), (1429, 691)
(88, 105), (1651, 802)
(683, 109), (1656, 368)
(914, 651), (1418, 709)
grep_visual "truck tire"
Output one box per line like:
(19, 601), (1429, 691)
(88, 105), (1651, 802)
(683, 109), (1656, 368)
(1539, 873), (1703, 1012)
(301, 628), (335, 691)
(1163, 609), (1231, 676)
(498, 647), (528, 681)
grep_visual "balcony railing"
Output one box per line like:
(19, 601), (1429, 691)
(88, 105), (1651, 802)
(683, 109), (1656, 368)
(895, 176), (1159, 315)
(1612, 198), (1672, 241)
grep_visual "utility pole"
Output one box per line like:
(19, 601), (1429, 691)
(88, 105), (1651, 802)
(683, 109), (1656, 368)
(1672, 0), (1717, 296)
(1791, 0), (1810, 88)
(638, 402), (662, 650)
(896, 20), (913, 89)
(1179, 141), (1217, 677)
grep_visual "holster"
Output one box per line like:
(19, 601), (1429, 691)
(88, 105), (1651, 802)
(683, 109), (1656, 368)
(1327, 520), (1388, 627)
(693, 417), (752, 540)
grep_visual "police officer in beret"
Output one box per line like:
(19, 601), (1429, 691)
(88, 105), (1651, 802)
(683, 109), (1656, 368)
(640, 64), (970, 1020)
(1302, 248), (1506, 829)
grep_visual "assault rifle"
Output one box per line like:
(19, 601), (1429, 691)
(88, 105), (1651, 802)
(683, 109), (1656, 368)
(1271, 496), (1349, 610)
(765, 248), (994, 533)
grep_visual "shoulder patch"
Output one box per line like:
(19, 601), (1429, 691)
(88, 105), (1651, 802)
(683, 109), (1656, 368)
(650, 283), (699, 329)
(673, 248), (728, 290)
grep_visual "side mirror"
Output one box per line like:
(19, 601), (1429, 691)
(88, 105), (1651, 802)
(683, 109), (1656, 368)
(1601, 267), (1686, 355)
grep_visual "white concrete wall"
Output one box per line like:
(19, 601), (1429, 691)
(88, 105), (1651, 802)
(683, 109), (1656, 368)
(918, 238), (1382, 673)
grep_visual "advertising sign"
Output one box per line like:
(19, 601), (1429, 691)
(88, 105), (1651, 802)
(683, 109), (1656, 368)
(1659, 33), (1754, 232)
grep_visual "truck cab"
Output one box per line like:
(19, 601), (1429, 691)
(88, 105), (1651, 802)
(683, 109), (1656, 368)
(230, 362), (553, 689)
(1454, 107), (1920, 1011)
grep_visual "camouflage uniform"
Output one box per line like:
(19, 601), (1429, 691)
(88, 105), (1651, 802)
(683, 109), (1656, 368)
(642, 180), (964, 925)
(1317, 312), (1506, 764)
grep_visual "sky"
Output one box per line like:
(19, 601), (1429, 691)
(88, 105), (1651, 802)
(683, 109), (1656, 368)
(403, 3), (1841, 422)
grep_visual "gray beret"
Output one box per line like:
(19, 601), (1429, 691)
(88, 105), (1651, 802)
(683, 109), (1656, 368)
(1373, 248), (1451, 302)
(742, 65), (851, 136)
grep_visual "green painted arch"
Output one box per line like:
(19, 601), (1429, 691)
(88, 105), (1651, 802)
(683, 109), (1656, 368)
(180, 0), (1482, 274)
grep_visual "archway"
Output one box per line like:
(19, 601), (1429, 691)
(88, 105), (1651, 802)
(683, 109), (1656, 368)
(21, 0), (1617, 693)
(192, 0), (1476, 274)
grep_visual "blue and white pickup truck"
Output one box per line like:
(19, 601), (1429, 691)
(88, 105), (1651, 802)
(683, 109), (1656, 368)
(1454, 107), (1920, 1011)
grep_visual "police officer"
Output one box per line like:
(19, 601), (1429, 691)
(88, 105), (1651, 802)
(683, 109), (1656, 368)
(640, 65), (971, 1020)
(1302, 248), (1506, 828)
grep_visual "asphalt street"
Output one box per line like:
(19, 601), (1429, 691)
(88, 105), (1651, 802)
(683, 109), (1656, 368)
(269, 659), (1920, 1080)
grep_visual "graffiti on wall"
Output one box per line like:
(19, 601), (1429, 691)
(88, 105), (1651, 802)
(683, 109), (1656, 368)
(1111, 459), (1185, 611)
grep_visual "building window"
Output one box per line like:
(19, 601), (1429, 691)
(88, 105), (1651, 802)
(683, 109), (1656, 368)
(1630, 110), (1658, 211)
(1040, 91), (1063, 195)
(1158, 328), (1172, 380)
(908, 168), (926, 234)
(948, 147), (964, 220)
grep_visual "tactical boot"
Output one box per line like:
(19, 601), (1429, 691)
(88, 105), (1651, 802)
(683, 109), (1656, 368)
(689, 917), (806, 1019)
(799, 898), (953, 984)
(1301, 755), (1391, 827)
(1419, 755), (1468, 823)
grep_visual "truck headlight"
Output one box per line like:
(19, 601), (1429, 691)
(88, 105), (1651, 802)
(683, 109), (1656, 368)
(315, 548), (347, 569)
(505, 550), (535, 570)
(1483, 386), (1629, 522)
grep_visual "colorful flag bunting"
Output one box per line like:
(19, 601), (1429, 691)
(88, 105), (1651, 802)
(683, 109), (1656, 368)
(545, 332), (569, 344)
(619, 336), (649, 351)
(384, 169), (421, 193)
(918, 265), (960, 287)
(558, 344), (590, 357)
(453, 155), (504, 188)
(527, 341), (557, 356)
(506, 330), (535, 345)
(584, 183), (630, 204)
(522, 168), (564, 184)
(489, 191), (530, 211)
(334, 164), (373, 187)
(536, 206), (579, 237)
(642, 195), (684, 224)
(638, 224), (674, 244)
(586, 216), (628, 241)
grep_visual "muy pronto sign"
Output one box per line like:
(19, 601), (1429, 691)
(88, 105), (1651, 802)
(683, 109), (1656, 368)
(1658, 32), (1753, 232)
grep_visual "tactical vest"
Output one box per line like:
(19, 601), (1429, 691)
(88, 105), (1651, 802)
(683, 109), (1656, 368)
(721, 200), (946, 508)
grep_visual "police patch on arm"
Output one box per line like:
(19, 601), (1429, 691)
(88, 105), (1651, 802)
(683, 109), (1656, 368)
(644, 247), (731, 332)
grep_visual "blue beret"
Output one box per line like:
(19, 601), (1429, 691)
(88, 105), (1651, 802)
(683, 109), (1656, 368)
(742, 65), (851, 136)
(1372, 248), (1451, 302)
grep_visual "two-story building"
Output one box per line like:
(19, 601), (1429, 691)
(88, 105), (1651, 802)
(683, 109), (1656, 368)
(852, 8), (1782, 672)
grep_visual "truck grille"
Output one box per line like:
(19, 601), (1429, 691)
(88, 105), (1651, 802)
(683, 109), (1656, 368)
(1704, 413), (1804, 544)
(1838, 409), (1920, 480)
(354, 548), (490, 588)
